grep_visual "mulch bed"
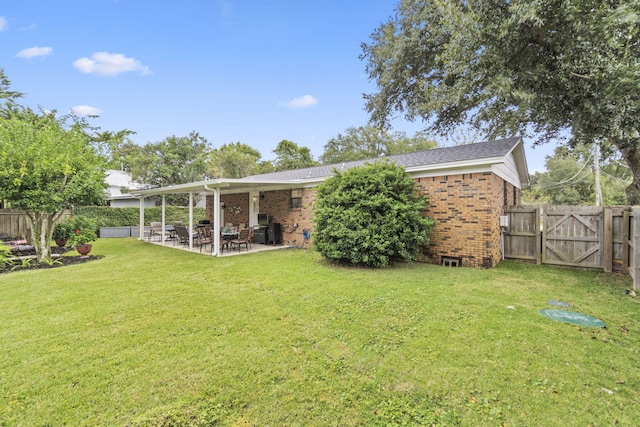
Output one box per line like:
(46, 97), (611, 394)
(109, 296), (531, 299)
(1, 246), (102, 274)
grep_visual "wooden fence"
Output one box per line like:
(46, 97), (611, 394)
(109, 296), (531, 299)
(0, 209), (72, 241)
(504, 205), (640, 290)
(0, 209), (31, 240)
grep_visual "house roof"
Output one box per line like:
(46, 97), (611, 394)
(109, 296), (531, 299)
(247, 136), (527, 181)
(136, 137), (529, 197)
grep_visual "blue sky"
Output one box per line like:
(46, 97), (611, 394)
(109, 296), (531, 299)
(2, 0), (555, 171)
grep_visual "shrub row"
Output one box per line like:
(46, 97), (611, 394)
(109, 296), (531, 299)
(74, 206), (207, 227)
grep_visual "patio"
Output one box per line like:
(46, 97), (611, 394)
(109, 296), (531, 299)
(147, 236), (294, 257)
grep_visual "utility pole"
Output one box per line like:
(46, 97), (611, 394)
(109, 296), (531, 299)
(594, 144), (603, 207)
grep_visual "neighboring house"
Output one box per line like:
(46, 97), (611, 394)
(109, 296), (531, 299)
(107, 170), (207, 208)
(137, 137), (529, 267)
(105, 170), (157, 208)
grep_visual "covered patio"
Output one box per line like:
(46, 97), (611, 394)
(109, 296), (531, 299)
(134, 176), (319, 256)
(147, 235), (291, 257)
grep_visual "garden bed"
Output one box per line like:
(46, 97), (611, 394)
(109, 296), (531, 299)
(1, 246), (102, 274)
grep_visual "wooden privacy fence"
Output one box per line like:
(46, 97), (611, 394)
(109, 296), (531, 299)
(0, 209), (31, 240)
(0, 209), (72, 241)
(504, 205), (640, 290)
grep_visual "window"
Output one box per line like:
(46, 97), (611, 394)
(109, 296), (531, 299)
(290, 188), (303, 209)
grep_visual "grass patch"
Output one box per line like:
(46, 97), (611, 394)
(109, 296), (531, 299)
(1, 238), (639, 425)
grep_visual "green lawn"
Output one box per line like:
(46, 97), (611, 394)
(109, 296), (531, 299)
(1, 238), (639, 426)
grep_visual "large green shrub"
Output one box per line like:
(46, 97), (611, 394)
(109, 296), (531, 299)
(313, 160), (435, 267)
(67, 215), (98, 246)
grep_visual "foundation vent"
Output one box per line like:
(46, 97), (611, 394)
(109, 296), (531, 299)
(441, 256), (462, 267)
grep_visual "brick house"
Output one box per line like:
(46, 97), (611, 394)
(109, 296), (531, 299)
(137, 137), (528, 267)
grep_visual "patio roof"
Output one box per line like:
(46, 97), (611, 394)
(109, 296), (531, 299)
(134, 176), (324, 197)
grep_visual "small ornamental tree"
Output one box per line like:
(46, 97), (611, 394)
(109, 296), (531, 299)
(313, 161), (435, 267)
(0, 108), (107, 261)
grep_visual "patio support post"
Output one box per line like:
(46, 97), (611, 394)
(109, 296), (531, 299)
(139, 196), (145, 240)
(161, 194), (166, 243)
(249, 190), (259, 227)
(188, 192), (194, 249)
(213, 188), (221, 256)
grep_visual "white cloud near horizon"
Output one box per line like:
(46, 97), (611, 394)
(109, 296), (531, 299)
(73, 52), (151, 76)
(16, 46), (53, 59)
(71, 105), (102, 117)
(283, 94), (318, 109)
(0, 17), (8, 31)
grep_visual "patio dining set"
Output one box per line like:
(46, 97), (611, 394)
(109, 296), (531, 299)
(149, 221), (252, 254)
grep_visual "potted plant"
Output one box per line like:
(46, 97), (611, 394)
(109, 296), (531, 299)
(67, 216), (98, 258)
(52, 219), (73, 247)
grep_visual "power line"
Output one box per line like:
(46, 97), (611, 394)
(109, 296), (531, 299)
(536, 150), (594, 188)
(600, 169), (632, 183)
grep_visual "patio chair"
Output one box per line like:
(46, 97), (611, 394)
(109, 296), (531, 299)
(149, 222), (171, 241)
(197, 226), (213, 253)
(230, 228), (251, 252)
(174, 224), (193, 247)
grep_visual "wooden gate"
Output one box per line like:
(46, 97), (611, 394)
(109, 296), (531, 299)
(500, 205), (640, 289)
(542, 206), (603, 268)
(504, 206), (541, 263)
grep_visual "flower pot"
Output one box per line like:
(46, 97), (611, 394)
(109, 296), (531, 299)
(76, 244), (92, 258)
(55, 238), (68, 247)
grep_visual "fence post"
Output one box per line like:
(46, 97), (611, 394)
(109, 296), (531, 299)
(622, 209), (630, 274)
(632, 207), (640, 291)
(603, 207), (613, 273)
(535, 205), (542, 265)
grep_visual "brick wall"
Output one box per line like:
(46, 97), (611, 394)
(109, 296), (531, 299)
(205, 189), (316, 244)
(205, 193), (251, 227)
(256, 189), (316, 245)
(415, 172), (518, 268)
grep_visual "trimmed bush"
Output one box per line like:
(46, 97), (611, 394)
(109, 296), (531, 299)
(75, 206), (207, 227)
(313, 160), (435, 267)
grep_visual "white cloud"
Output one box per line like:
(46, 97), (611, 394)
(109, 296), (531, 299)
(283, 94), (318, 109)
(217, 0), (233, 16)
(71, 105), (102, 117)
(72, 52), (151, 76)
(16, 46), (53, 59)
(0, 17), (7, 31)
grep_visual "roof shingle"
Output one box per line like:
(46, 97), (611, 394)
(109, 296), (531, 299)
(242, 137), (523, 182)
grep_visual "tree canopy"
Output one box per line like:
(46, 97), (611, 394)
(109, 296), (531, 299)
(209, 142), (264, 179)
(313, 161), (435, 267)
(361, 0), (640, 202)
(320, 125), (437, 164)
(524, 145), (631, 205)
(131, 132), (211, 206)
(272, 140), (318, 171)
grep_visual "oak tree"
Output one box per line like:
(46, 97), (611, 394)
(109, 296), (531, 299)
(361, 0), (640, 201)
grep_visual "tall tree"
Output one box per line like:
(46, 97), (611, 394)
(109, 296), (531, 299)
(0, 108), (107, 261)
(132, 132), (211, 206)
(361, 0), (640, 202)
(91, 129), (138, 171)
(320, 125), (437, 164)
(209, 142), (263, 178)
(0, 68), (23, 103)
(272, 140), (318, 171)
